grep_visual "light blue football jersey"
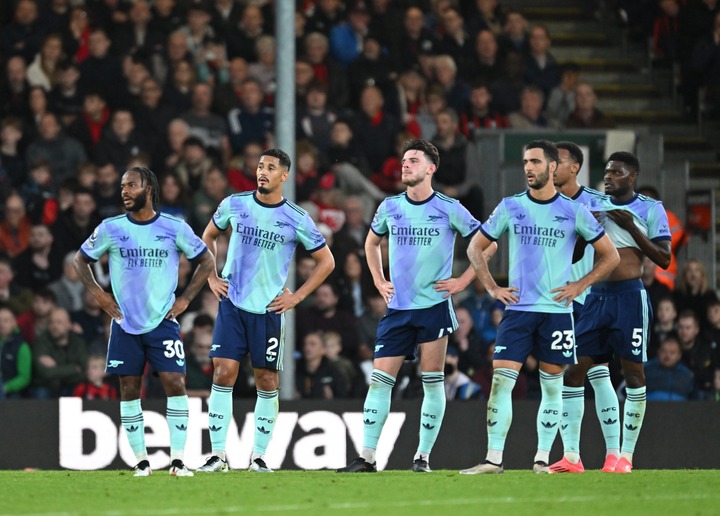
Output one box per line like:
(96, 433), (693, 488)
(569, 186), (608, 305)
(371, 192), (481, 310)
(80, 212), (208, 334)
(593, 193), (671, 249)
(213, 191), (326, 314)
(481, 190), (605, 313)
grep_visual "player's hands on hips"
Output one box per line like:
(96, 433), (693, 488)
(267, 288), (300, 314)
(434, 277), (464, 298)
(605, 209), (634, 230)
(375, 279), (395, 304)
(166, 296), (190, 320)
(208, 274), (229, 301)
(96, 290), (122, 320)
(488, 286), (519, 306)
(550, 282), (582, 306)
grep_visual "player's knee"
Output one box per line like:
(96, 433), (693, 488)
(255, 369), (278, 391)
(624, 370), (645, 389)
(563, 367), (585, 388)
(212, 364), (238, 386)
(162, 374), (187, 397)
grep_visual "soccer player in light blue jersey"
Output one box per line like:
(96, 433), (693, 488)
(460, 140), (620, 475)
(197, 148), (334, 474)
(337, 139), (490, 474)
(549, 151), (671, 474)
(74, 166), (215, 477)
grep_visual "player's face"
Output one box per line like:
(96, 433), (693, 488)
(401, 149), (433, 187)
(553, 148), (577, 188)
(603, 160), (634, 197)
(256, 155), (288, 194)
(121, 171), (150, 212)
(523, 147), (553, 190)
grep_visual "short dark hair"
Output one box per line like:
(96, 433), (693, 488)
(261, 148), (292, 171)
(525, 139), (559, 164)
(402, 139), (440, 169)
(126, 166), (160, 210)
(555, 141), (584, 168)
(607, 151), (640, 174)
(182, 136), (205, 151)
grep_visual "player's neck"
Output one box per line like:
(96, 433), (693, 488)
(612, 190), (636, 204)
(557, 181), (581, 199)
(405, 183), (434, 202)
(256, 190), (283, 205)
(128, 207), (157, 222)
(528, 183), (557, 201)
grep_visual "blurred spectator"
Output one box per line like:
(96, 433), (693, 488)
(460, 81), (509, 137)
(27, 33), (64, 91)
(332, 196), (370, 260)
(226, 78), (274, 155)
(329, 2), (370, 67)
(545, 62), (581, 123)
(16, 287), (55, 344)
(93, 162), (122, 219)
(150, 0), (184, 37)
(112, 0), (163, 59)
(310, 173), (345, 233)
(306, 0), (344, 37)
(63, 6), (91, 64)
(292, 140), (322, 204)
(353, 85), (399, 175)
(509, 85), (559, 128)
(490, 51), (526, 115)
(190, 165), (232, 232)
(32, 306), (87, 398)
(437, 7), (472, 72)
(297, 80), (337, 155)
(395, 6), (438, 72)
(49, 251), (85, 313)
(159, 118), (190, 173)
(678, 0), (720, 113)
(72, 353), (118, 400)
(174, 136), (213, 192)
(524, 24), (561, 99)
(95, 109), (145, 171)
(248, 35), (277, 99)
(227, 4), (267, 62)
(71, 289), (104, 348)
(184, 322), (214, 398)
(498, 9), (529, 56)
(158, 170), (190, 220)
(464, 29), (504, 85)
(227, 141), (262, 193)
(649, 295), (678, 359)
(51, 186), (98, 265)
(178, 1), (219, 66)
(180, 82), (230, 162)
(294, 58), (317, 106)
(0, 256), (33, 315)
(295, 253), (318, 311)
(347, 36), (395, 112)
(13, 223), (61, 291)
(691, 11), (720, 119)
(163, 58), (195, 114)
(26, 112), (87, 183)
(2, 0), (44, 64)
(449, 306), (489, 379)
(704, 298), (720, 348)
(0, 306), (31, 398)
(325, 118), (372, 177)
(565, 82), (616, 129)
(297, 282), (359, 360)
(356, 290), (387, 380)
(323, 330), (364, 397)
(674, 258), (718, 327)
(20, 159), (58, 226)
(295, 330), (349, 399)
(134, 76), (177, 150)
(460, 276), (498, 339)
(78, 28), (124, 108)
(210, 0), (243, 43)
(433, 54), (471, 116)
(67, 91), (111, 155)
(0, 117), (27, 191)
(444, 346), (483, 400)
(653, 0), (681, 62)
(48, 60), (83, 126)
(0, 57), (31, 119)
(179, 288), (218, 334)
(642, 255), (672, 314)
(374, 132), (410, 195)
(212, 57), (248, 115)
(645, 335), (695, 401)
(0, 193), (32, 257)
(677, 309), (718, 398)
(334, 249), (371, 318)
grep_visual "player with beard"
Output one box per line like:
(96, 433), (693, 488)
(549, 152), (671, 474)
(337, 139), (490, 474)
(197, 148), (334, 473)
(460, 140), (619, 474)
(74, 166), (215, 476)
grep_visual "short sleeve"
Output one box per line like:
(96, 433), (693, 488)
(370, 200), (388, 236)
(449, 201), (481, 239)
(575, 204), (605, 244)
(212, 197), (231, 231)
(648, 202), (672, 242)
(297, 212), (327, 252)
(480, 199), (509, 241)
(176, 220), (207, 260)
(79, 222), (112, 262)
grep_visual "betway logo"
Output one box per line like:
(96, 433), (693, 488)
(58, 398), (406, 471)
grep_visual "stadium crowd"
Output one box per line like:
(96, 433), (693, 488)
(0, 0), (718, 403)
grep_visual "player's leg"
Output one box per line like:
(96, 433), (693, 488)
(587, 362), (620, 471)
(616, 360), (646, 473)
(414, 335), (449, 472)
(159, 371), (193, 476)
(249, 367), (279, 472)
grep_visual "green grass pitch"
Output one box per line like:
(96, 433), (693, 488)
(1, 470), (719, 515)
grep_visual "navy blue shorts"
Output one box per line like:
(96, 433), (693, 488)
(211, 298), (285, 370)
(575, 279), (652, 363)
(493, 310), (576, 365)
(374, 299), (458, 360)
(106, 318), (185, 376)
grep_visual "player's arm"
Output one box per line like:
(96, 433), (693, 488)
(365, 230), (394, 304)
(165, 249), (216, 319)
(268, 245), (335, 314)
(606, 209), (671, 269)
(551, 234), (620, 306)
(467, 232), (518, 305)
(73, 251), (122, 320)
(435, 242), (498, 298)
(201, 220), (229, 300)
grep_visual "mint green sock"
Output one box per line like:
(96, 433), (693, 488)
(486, 368), (518, 460)
(253, 389), (279, 456)
(166, 395), (189, 461)
(416, 372), (445, 458)
(622, 386), (646, 455)
(588, 365), (620, 454)
(361, 369), (395, 463)
(536, 371), (563, 458)
(560, 386), (585, 456)
(120, 399), (147, 462)
(208, 384), (234, 456)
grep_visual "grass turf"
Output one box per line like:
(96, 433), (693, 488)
(1, 470), (718, 515)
